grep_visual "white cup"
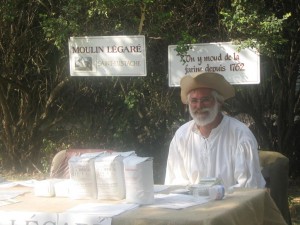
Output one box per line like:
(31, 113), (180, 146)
(209, 185), (225, 200)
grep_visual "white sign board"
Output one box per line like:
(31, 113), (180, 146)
(168, 42), (260, 86)
(69, 36), (146, 76)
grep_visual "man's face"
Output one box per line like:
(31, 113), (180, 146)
(188, 88), (220, 126)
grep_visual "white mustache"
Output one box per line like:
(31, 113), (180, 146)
(194, 108), (210, 114)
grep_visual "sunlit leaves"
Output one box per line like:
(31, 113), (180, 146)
(220, 0), (291, 56)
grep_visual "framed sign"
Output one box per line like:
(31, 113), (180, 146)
(69, 35), (146, 76)
(168, 42), (260, 86)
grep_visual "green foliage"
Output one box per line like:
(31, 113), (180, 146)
(220, 0), (291, 56)
(220, 0), (300, 177)
(40, 15), (79, 50)
(124, 90), (141, 109)
(39, 139), (71, 173)
(175, 32), (197, 64)
(0, 0), (299, 180)
(0, 1), (18, 23)
(39, 1), (85, 49)
(39, 0), (148, 50)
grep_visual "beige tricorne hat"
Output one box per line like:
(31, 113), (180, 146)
(180, 72), (235, 104)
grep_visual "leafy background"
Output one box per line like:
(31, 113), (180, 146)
(0, 0), (299, 223)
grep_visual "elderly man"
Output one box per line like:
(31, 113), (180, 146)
(165, 72), (266, 189)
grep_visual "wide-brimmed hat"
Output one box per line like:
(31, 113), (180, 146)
(180, 72), (235, 104)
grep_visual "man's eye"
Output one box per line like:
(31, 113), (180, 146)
(190, 96), (212, 104)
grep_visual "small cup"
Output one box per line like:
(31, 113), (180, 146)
(209, 185), (225, 200)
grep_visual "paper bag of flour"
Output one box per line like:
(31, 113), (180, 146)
(68, 155), (98, 199)
(94, 154), (125, 200)
(110, 151), (136, 157)
(34, 179), (61, 197)
(123, 156), (154, 204)
(54, 179), (70, 197)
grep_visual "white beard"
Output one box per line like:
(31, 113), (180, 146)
(189, 102), (220, 126)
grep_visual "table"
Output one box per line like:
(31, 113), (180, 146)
(0, 186), (287, 225)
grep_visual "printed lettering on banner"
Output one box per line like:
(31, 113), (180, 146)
(58, 213), (112, 225)
(69, 36), (146, 77)
(168, 42), (260, 86)
(0, 211), (57, 225)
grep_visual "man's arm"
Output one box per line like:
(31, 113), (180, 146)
(165, 136), (190, 185)
(233, 140), (266, 188)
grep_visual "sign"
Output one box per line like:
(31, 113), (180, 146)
(0, 212), (112, 225)
(168, 42), (260, 86)
(0, 211), (57, 225)
(58, 213), (111, 225)
(69, 36), (146, 76)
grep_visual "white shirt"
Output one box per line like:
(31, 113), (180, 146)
(165, 114), (266, 189)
